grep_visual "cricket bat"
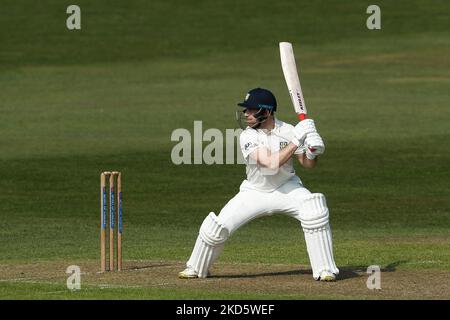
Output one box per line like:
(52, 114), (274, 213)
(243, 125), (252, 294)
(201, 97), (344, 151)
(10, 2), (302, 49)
(280, 42), (316, 152)
(279, 42), (308, 121)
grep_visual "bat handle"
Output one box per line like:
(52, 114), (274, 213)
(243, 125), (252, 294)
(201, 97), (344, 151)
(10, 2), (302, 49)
(297, 113), (316, 153)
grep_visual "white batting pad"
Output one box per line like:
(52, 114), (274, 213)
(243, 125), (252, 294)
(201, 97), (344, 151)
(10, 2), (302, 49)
(298, 193), (339, 279)
(186, 212), (229, 278)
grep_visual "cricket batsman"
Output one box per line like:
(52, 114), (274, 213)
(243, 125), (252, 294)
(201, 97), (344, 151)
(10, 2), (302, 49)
(179, 88), (339, 281)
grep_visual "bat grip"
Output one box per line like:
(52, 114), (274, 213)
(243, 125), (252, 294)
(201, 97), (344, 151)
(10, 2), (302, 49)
(297, 113), (316, 153)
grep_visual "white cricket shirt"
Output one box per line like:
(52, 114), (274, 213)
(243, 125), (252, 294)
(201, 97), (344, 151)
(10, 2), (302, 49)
(239, 118), (303, 192)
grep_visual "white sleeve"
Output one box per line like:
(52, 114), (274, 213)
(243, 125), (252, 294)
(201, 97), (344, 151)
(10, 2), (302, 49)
(283, 123), (304, 155)
(239, 130), (260, 159)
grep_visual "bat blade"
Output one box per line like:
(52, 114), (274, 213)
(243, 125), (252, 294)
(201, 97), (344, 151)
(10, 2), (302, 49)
(279, 42), (308, 121)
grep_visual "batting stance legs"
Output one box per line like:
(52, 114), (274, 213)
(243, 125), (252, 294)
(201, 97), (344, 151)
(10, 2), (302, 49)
(179, 178), (339, 281)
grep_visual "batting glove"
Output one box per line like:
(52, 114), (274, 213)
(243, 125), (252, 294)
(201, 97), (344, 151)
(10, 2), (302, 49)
(304, 132), (325, 160)
(293, 119), (317, 145)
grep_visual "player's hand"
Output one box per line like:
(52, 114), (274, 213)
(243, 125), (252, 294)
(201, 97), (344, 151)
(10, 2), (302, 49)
(293, 119), (317, 145)
(304, 132), (325, 159)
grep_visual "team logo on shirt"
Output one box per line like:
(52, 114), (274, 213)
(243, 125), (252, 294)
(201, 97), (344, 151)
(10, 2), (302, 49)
(244, 142), (257, 151)
(279, 141), (288, 149)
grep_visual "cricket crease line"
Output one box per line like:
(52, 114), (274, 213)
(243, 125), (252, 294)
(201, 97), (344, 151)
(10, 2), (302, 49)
(0, 278), (55, 282)
(0, 278), (145, 290)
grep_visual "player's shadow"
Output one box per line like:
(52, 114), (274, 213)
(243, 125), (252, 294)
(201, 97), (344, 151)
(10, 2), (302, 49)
(126, 263), (177, 271)
(210, 269), (312, 279)
(211, 260), (408, 280)
(337, 260), (408, 280)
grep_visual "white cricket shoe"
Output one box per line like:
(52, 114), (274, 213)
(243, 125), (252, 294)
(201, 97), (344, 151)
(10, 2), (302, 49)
(178, 267), (199, 279)
(318, 270), (336, 282)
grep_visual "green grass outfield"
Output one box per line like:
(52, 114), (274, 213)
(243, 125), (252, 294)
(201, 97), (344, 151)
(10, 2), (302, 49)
(0, 0), (449, 299)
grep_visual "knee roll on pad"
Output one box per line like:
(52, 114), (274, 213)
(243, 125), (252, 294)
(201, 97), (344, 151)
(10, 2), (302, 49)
(187, 212), (229, 278)
(298, 193), (339, 279)
(298, 193), (329, 230)
(199, 212), (229, 245)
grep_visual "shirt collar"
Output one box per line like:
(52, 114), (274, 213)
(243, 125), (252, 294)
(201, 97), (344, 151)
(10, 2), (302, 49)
(256, 117), (282, 135)
(273, 117), (283, 133)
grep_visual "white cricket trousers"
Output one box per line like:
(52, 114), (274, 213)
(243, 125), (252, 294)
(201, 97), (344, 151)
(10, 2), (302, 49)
(185, 176), (339, 279)
(217, 176), (311, 234)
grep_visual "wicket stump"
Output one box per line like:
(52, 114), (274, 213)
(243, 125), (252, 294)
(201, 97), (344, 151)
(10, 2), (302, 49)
(100, 171), (123, 272)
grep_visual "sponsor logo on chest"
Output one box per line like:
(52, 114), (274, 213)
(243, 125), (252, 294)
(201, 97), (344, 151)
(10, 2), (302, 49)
(279, 141), (288, 150)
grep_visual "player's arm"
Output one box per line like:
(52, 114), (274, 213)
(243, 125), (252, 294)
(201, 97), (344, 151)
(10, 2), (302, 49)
(296, 132), (325, 168)
(296, 152), (317, 168)
(248, 119), (320, 170)
(249, 143), (298, 170)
